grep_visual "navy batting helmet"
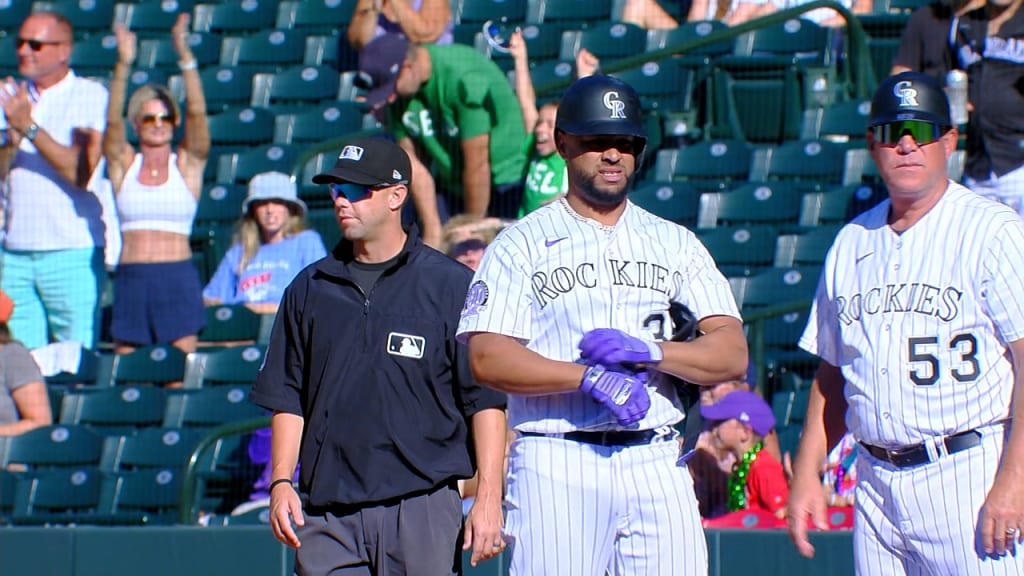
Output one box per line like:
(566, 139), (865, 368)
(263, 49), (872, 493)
(869, 71), (951, 128)
(555, 75), (647, 150)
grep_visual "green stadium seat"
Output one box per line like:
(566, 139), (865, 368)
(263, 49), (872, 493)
(138, 33), (222, 73)
(216, 143), (302, 184)
(162, 386), (265, 429)
(771, 388), (811, 428)
(0, 2), (31, 37)
(69, 33), (119, 78)
(59, 386), (168, 436)
(0, 425), (105, 470)
(611, 60), (698, 113)
(220, 29), (308, 72)
(276, 0), (358, 35)
(696, 181), (803, 229)
(274, 101), (370, 145)
(0, 37), (17, 78)
(653, 139), (753, 191)
(521, 58), (576, 98)
(96, 469), (183, 525)
(126, 67), (170, 93)
(193, 1), (279, 34)
(645, 20), (732, 57)
(199, 305), (263, 344)
(32, 0), (115, 39)
(108, 345), (188, 388)
(774, 225), (842, 267)
(456, 0), (528, 24)
(730, 265), (821, 311)
(696, 225), (779, 278)
(41, 346), (110, 388)
(303, 34), (339, 67)
(800, 98), (872, 145)
(528, 0), (613, 26)
(114, 1), (197, 39)
(558, 21), (647, 62)
(628, 181), (700, 226)
(191, 222), (236, 285)
(750, 139), (855, 191)
(306, 208), (342, 249)
(10, 468), (103, 525)
(250, 65), (342, 112)
(172, 66), (255, 113)
(196, 182), (247, 226)
(797, 184), (866, 227)
(184, 345), (265, 389)
(731, 18), (835, 67)
(100, 427), (206, 472)
(0, 469), (16, 522)
(206, 107), (277, 146)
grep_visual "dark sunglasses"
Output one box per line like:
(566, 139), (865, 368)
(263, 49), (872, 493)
(871, 120), (949, 146)
(15, 37), (64, 51)
(329, 182), (385, 203)
(139, 113), (172, 126)
(578, 135), (644, 156)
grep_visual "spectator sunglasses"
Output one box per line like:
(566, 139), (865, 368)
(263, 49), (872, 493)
(329, 182), (391, 203)
(15, 38), (64, 51)
(871, 120), (950, 146)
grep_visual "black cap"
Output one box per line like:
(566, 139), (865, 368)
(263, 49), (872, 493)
(869, 71), (952, 127)
(312, 136), (412, 187)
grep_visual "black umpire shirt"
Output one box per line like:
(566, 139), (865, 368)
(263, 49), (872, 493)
(249, 226), (506, 508)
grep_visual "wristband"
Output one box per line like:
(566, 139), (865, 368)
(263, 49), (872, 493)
(178, 60), (198, 71)
(269, 478), (293, 492)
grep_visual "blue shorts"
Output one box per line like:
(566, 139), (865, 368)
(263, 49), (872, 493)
(111, 260), (206, 345)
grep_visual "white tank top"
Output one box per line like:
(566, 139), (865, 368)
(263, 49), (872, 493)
(116, 153), (197, 235)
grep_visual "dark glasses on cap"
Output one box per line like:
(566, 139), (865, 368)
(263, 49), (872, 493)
(15, 37), (64, 51)
(139, 113), (172, 126)
(871, 120), (948, 146)
(329, 182), (384, 203)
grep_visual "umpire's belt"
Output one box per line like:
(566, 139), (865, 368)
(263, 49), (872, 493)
(860, 429), (982, 469)
(520, 429), (660, 447)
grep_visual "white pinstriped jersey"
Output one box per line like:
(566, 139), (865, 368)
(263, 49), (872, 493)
(799, 182), (1024, 448)
(457, 197), (741, 433)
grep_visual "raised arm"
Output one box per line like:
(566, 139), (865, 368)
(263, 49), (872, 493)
(172, 13), (210, 199)
(348, 0), (382, 50)
(509, 31), (539, 136)
(104, 25), (136, 192)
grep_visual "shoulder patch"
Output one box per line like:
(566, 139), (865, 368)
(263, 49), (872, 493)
(462, 280), (490, 316)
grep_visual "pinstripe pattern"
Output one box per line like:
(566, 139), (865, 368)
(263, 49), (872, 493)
(801, 182), (1024, 574)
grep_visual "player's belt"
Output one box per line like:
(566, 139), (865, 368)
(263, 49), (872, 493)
(860, 429), (983, 468)
(520, 430), (660, 447)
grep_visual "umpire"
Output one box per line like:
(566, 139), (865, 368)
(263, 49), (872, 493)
(250, 136), (508, 575)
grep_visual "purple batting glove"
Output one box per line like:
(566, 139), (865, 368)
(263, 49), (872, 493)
(579, 364), (651, 426)
(579, 328), (663, 367)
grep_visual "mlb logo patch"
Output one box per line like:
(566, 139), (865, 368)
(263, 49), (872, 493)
(387, 332), (425, 359)
(340, 145), (364, 161)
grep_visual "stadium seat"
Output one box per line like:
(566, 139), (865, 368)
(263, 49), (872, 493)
(774, 225), (842, 267)
(100, 427), (206, 472)
(0, 37), (17, 78)
(493, 22), (564, 64)
(645, 19), (732, 57)
(696, 181), (803, 229)
(799, 98), (872, 145)
(108, 345), (188, 387)
(456, 0), (528, 24)
(195, 181), (247, 226)
(114, 1), (197, 39)
(303, 34), (339, 67)
(96, 469), (183, 525)
(611, 60), (698, 114)
(520, 58), (576, 98)
(250, 64), (342, 112)
(163, 386), (266, 429)
(199, 305), (263, 344)
(184, 345), (265, 389)
(69, 33), (119, 78)
(706, 64), (803, 143)
(696, 225), (779, 278)
(797, 184), (871, 227)
(31, 0), (115, 39)
(0, 2), (31, 38)
(40, 345), (110, 388)
(628, 181), (700, 226)
(558, 21), (647, 62)
(216, 143), (302, 184)
(730, 265), (821, 311)
(137, 33), (222, 73)
(771, 388), (811, 428)
(0, 469), (16, 522)
(274, 101), (370, 145)
(59, 386), (168, 436)
(306, 208), (343, 249)
(276, 0), (358, 35)
(760, 308), (819, 378)
(731, 18), (835, 67)
(126, 67), (170, 93)
(749, 139), (855, 192)
(206, 106), (277, 146)
(10, 468), (103, 525)
(0, 425), (105, 470)
(192, 1), (279, 34)
(528, 0), (613, 26)
(220, 29), (308, 72)
(653, 139), (752, 191)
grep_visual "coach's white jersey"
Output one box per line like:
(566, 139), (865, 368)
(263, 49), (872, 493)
(800, 182), (1024, 447)
(458, 197), (741, 433)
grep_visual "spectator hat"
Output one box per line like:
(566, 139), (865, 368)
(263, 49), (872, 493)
(0, 290), (13, 324)
(869, 71), (951, 127)
(243, 172), (307, 216)
(312, 136), (412, 188)
(700, 390), (776, 436)
(357, 33), (409, 112)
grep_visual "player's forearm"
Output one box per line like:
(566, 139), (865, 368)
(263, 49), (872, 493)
(470, 407), (508, 502)
(467, 332), (585, 395)
(270, 411), (304, 482)
(656, 317), (748, 385)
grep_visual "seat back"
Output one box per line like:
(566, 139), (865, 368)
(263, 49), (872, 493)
(731, 265), (821, 311)
(274, 101), (369, 145)
(221, 29), (308, 71)
(193, 1), (279, 34)
(186, 345), (266, 388)
(696, 226), (779, 277)
(101, 427), (206, 472)
(774, 225), (842, 267)
(0, 425), (104, 469)
(750, 139), (853, 191)
(656, 139), (752, 191)
(277, 0), (359, 35)
(628, 181), (700, 226)
(217, 143), (302, 184)
(11, 468), (103, 524)
(558, 21), (647, 61)
(97, 469), (182, 525)
(60, 386), (168, 435)
(697, 181), (804, 229)
(163, 386), (265, 429)
(251, 65), (342, 111)
(109, 345), (188, 387)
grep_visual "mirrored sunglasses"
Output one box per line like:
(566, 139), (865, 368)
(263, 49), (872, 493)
(329, 182), (381, 203)
(871, 120), (947, 146)
(139, 113), (172, 126)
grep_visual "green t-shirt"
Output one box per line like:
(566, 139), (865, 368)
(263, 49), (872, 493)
(388, 44), (527, 197)
(519, 133), (568, 217)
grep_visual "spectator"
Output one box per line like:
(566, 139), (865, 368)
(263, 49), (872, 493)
(620, 0), (681, 29)
(203, 172), (327, 315)
(701, 389), (789, 518)
(891, 0), (985, 80)
(358, 33), (528, 221)
(773, 0), (872, 27)
(0, 11), (108, 351)
(0, 289), (52, 437)
(448, 237), (487, 270)
(347, 0), (452, 51)
(439, 213), (506, 254)
(952, 0), (1024, 215)
(688, 0), (778, 26)
(821, 431), (857, 508)
(103, 15), (208, 357)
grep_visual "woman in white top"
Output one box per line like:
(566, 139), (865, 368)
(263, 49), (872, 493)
(102, 14), (209, 359)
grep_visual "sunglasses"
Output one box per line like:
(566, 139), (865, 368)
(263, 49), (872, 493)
(871, 120), (949, 146)
(15, 37), (64, 51)
(139, 113), (172, 127)
(329, 182), (385, 203)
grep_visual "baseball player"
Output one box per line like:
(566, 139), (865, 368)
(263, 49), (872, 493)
(457, 75), (748, 575)
(787, 71), (1024, 574)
